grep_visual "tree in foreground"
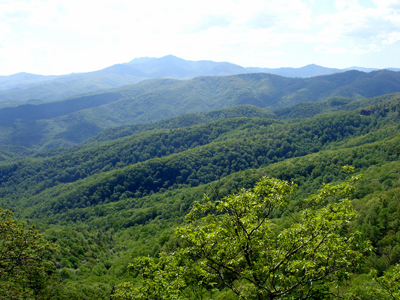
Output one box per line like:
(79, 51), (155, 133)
(0, 207), (58, 299)
(114, 167), (371, 299)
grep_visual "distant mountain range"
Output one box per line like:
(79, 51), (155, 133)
(1, 69), (400, 150)
(0, 55), (399, 102)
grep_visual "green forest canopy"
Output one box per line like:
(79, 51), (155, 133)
(1, 91), (400, 298)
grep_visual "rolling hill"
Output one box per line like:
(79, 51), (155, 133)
(1, 70), (400, 151)
(1, 89), (400, 298)
(1, 55), (398, 103)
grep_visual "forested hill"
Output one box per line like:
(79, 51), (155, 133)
(84, 104), (275, 144)
(84, 92), (400, 144)
(1, 55), (396, 103)
(1, 91), (400, 298)
(275, 92), (400, 119)
(1, 94), (398, 219)
(1, 70), (400, 152)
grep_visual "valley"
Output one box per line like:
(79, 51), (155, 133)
(1, 65), (400, 298)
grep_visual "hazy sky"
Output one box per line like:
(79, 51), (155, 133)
(1, 0), (400, 75)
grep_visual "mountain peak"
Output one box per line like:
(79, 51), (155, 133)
(126, 57), (153, 65)
(157, 55), (187, 63)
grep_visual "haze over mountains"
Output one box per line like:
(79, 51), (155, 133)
(1, 55), (399, 103)
(2, 53), (400, 298)
(1, 55), (400, 158)
(1, 69), (400, 151)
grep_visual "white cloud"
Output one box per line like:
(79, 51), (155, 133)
(334, 0), (360, 11)
(0, 22), (11, 44)
(382, 32), (400, 44)
(314, 0), (400, 57)
(234, 0), (313, 30)
(371, 0), (400, 9)
(315, 45), (347, 54)
(315, 41), (382, 55)
(0, 0), (399, 74)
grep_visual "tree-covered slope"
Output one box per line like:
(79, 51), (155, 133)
(0, 92), (123, 124)
(85, 104), (275, 143)
(1, 94), (400, 298)
(1, 70), (400, 151)
(109, 70), (400, 113)
(0, 104), (274, 152)
(275, 93), (400, 119)
(1, 95), (399, 218)
(0, 145), (35, 163)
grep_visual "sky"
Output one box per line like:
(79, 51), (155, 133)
(0, 0), (400, 75)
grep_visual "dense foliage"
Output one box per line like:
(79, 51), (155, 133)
(114, 172), (372, 299)
(2, 95), (399, 219)
(0, 208), (58, 299)
(0, 90), (400, 298)
(275, 93), (400, 120)
(1, 70), (400, 150)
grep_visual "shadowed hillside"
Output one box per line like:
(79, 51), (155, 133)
(1, 94), (400, 298)
(1, 70), (400, 151)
